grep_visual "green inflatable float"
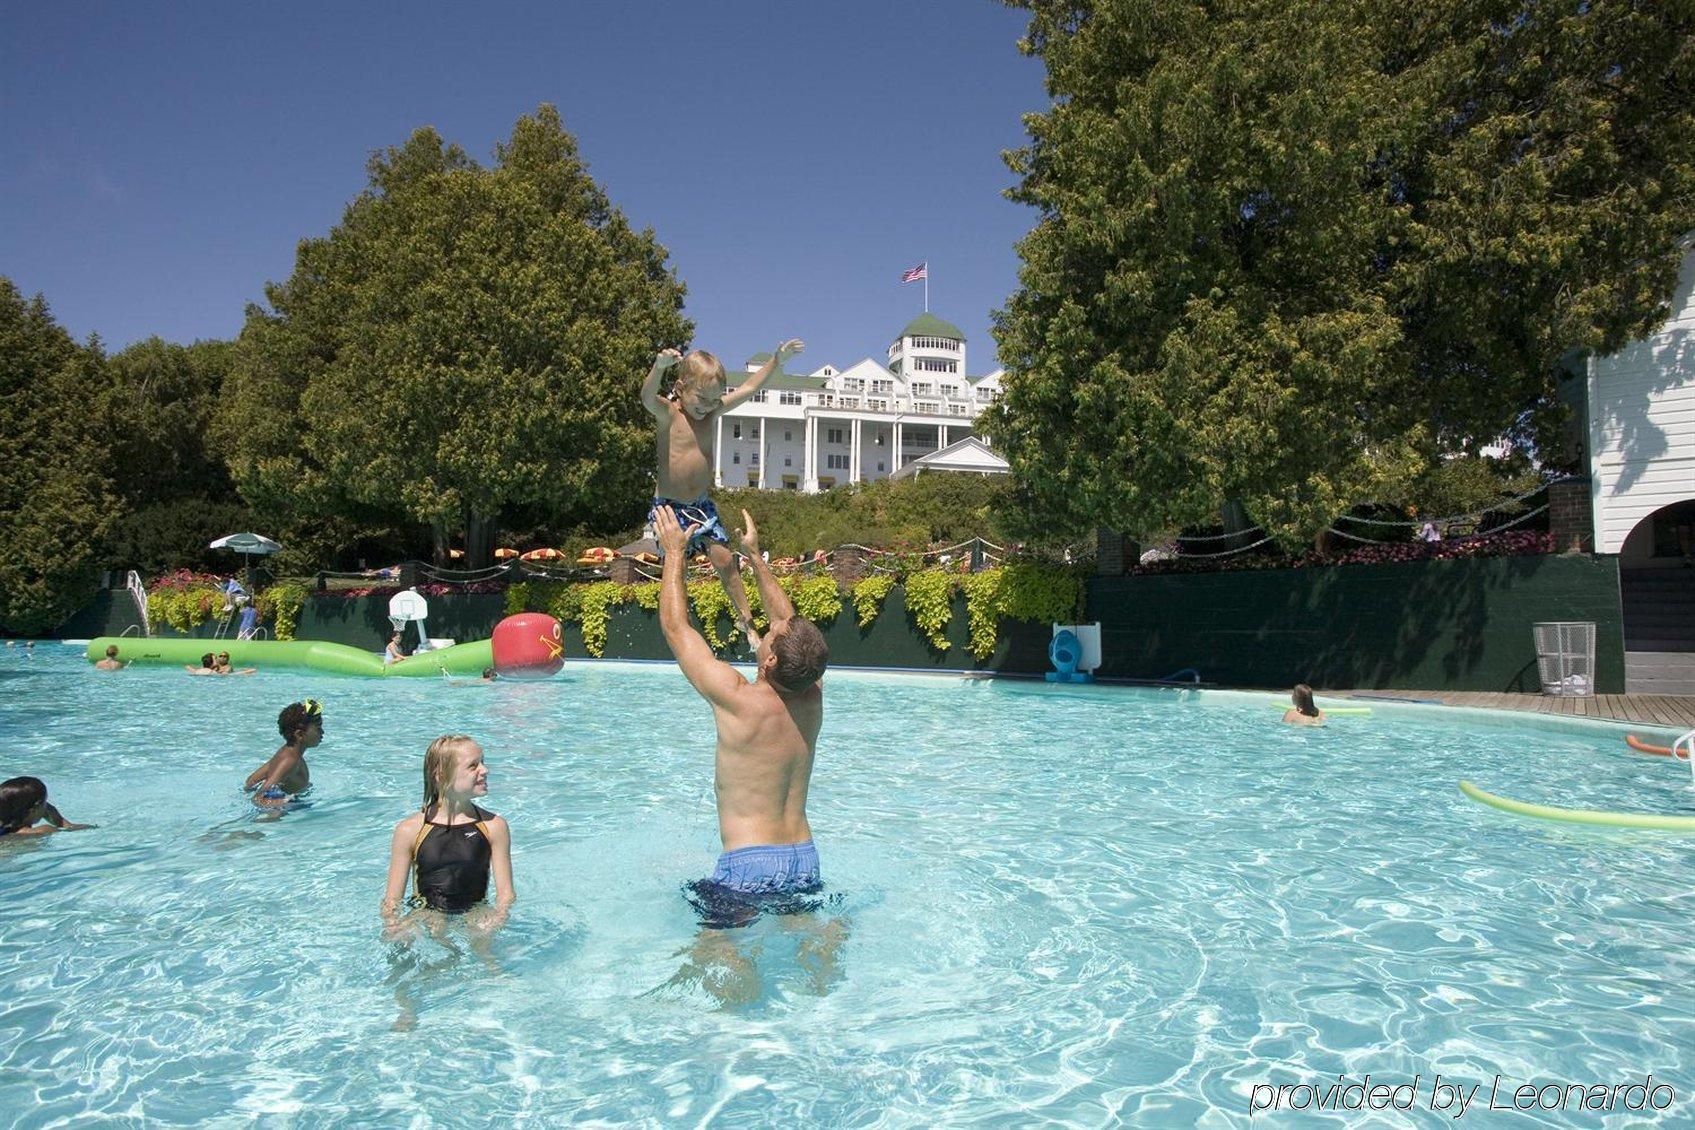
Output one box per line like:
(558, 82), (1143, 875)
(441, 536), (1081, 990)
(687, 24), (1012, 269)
(1459, 780), (1695, 832)
(85, 636), (493, 678)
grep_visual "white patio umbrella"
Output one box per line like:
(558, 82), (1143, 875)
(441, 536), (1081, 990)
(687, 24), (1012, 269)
(209, 532), (283, 589)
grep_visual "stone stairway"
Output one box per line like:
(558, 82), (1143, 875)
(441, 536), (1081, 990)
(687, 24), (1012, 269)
(1622, 569), (1695, 696)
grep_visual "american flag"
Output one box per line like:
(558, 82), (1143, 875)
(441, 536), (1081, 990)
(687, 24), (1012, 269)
(901, 262), (928, 284)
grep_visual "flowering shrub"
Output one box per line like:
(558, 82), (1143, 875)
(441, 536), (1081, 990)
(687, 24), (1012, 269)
(145, 571), (235, 632)
(147, 569), (228, 593)
(1134, 530), (1554, 576)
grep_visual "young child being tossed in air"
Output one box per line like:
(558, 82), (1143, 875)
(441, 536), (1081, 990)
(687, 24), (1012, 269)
(641, 339), (802, 647)
(244, 699), (325, 806)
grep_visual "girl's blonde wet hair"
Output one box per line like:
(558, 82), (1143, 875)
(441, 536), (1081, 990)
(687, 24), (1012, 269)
(674, 349), (726, 397)
(421, 734), (479, 817)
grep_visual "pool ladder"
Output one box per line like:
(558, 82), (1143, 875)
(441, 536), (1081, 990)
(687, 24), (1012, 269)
(1676, 729), (1695, 787)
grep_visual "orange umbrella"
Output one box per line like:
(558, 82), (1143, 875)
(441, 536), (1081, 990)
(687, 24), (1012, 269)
(521, 547), (565, 562)
(494, 548), (520, 560)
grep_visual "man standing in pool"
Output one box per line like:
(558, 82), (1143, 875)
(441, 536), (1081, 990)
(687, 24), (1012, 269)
(653, 504), (830, 922)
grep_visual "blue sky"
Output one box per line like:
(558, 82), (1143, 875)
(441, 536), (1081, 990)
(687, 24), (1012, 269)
(1, 2), (1046, 372)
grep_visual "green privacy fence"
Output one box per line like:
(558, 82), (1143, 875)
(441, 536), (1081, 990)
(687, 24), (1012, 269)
(1085, 554), (1625, 692)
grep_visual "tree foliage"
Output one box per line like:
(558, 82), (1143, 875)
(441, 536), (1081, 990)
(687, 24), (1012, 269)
(0, 280), (118, 633)
(987, 0), (1695, 543)
(96, 338), (254, 574)
(217, 104), (691, 565)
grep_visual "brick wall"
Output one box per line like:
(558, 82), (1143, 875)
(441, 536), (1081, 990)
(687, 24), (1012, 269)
(1548, 477), (1594, 554)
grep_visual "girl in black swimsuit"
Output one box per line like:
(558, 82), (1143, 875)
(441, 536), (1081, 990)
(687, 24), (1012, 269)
(382, 735), (514, 932)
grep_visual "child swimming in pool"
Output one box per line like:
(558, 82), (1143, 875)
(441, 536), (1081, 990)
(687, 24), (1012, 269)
(1282, 683), (1326, 726)
(0, 777), (93, 837)
(641, 339), (803, 649)
(243, 699), (324, 805)
(381, 734), (514, 934)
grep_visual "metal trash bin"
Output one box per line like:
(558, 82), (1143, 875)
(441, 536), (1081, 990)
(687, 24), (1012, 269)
(1534, 621), (1595, 697)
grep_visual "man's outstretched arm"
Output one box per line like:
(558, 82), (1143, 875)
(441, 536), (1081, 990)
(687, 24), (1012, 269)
(656, 505), (744, 706)
(736, 509), (793, 621)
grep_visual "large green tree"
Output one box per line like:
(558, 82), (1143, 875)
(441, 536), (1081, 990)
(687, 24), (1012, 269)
(986, 0), (1695, 543)
(217, 104), (690, 567)
(0, 280), (118, 634)
(99, 337), (255, 575)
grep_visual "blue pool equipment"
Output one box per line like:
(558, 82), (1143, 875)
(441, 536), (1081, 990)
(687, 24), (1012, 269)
(1046, 622), (1101, 684)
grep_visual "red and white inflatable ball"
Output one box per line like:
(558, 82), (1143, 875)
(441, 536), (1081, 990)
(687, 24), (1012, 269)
(490, 613), (565, 679)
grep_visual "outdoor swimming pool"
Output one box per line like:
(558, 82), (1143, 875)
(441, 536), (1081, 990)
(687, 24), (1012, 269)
(1, 647), (1690, 1125)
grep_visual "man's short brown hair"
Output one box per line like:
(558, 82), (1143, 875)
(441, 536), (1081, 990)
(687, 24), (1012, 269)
(771, 617), (829, 690)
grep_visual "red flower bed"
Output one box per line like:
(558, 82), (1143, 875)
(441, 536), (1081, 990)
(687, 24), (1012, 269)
(147, 569), (231, 593)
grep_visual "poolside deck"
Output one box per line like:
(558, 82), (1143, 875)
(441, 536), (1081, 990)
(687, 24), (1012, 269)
(1343, 690), (1695, 730)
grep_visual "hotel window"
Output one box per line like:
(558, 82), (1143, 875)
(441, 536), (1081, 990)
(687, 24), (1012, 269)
(785, 457), (793, 467)
(950, 403), (968, 416)
(872, 379), (893, 394)
(826, 454), (850, 470)
(868, 398), (888, 411)
(913, 382), (934, 396)
(877, 461), (886, 472)
(840, 397), (860, 409)
(912, 336), (959, 351)
(875, 433), (886, 446)
(732, 452), (741, 464)
(751, 452), (760, 465)
(976, 387), (994, 402)
(753, 390), (769, 402)
(827, 428), (844, 444)
(917, 401), (939, 414)
(784, 429), (792, 441)
(843, 378), (864, 391)
(914, 358), (958, 373)
(732, 423), (742, 440)
(779, 391), (803, 406)
(940, 384), (959, 398)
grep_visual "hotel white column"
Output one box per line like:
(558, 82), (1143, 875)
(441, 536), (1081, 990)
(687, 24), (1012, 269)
(850, 418), (862, 484)
(757, 417), (768, 489)
(714, 415), (725, 487)
(803, 416), (818, 491)
(939, 424), (950, 451)
(894, 421), (904, 471)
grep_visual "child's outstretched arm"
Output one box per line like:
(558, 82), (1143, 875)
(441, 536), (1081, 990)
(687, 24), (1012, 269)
(641, 348), (682, 417)
(720, 338), (803, 411)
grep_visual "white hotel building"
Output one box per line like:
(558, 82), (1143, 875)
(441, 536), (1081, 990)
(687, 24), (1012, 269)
(713, 312), (1005, 491)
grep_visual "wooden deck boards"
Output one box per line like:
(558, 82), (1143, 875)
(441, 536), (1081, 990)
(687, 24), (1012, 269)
(1347, 689), (1695, 730)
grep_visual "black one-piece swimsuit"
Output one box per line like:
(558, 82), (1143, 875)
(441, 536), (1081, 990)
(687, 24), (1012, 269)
(414, 820), (491, 913)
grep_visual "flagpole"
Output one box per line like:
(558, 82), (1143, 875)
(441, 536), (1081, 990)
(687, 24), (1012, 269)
(924, 263), (929, 313)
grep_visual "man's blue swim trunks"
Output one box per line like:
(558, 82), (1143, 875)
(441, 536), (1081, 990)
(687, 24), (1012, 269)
(647, 495), (729, 556)
(684, 841), (826, 929)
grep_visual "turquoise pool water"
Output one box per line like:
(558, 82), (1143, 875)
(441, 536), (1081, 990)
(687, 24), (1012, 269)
(1, 646), (1690, 1126)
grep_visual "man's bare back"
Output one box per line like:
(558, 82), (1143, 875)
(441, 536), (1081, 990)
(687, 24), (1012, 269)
(709, 668), (821, 850)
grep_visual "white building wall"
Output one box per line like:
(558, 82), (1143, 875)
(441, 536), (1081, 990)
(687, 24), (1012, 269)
(1589, 248), (1695, 553)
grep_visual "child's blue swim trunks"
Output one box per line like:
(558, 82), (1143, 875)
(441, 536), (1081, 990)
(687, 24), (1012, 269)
(684, 841), (826, 929)
(647, 495), (729, 555)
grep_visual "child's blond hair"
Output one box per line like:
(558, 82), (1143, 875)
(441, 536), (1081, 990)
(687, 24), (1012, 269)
(674, 350), (726, 397)
(421, 734), (478, 816)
